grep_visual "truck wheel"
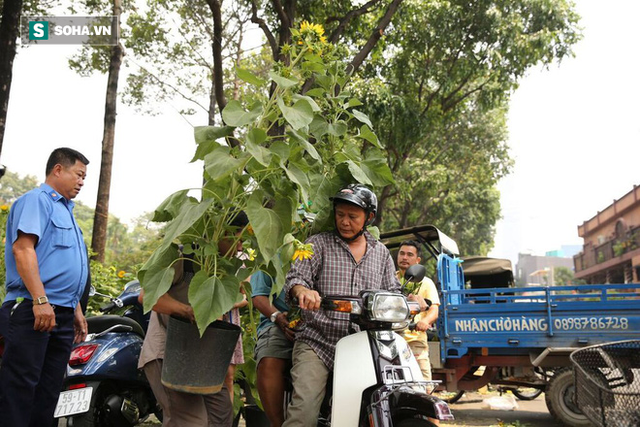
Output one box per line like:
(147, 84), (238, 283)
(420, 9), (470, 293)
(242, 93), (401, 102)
(512, 387), (543, 401)
(545, 369), (590, 427)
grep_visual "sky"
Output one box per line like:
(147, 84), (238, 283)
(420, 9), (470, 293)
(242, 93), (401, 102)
(487, 0), (640, 266)
(1, 1), (639, 267)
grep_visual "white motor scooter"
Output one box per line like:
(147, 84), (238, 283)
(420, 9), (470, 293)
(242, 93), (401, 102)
(318, 264), (454, 427)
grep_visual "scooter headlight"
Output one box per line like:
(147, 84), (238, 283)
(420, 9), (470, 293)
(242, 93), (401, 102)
(367, 293), (409, 323)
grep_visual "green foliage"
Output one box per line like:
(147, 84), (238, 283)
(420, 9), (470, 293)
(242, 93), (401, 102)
(140, 24), (394, 334)
(86, 260), (136, 315)
(554, 266), (574, 286)
(0, 170), (39, 204)
(350, 0), (581, 254)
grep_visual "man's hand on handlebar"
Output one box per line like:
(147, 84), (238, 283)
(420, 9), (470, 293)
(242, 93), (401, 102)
(292, 285), (321, 310)
(414, 319), (432, 332)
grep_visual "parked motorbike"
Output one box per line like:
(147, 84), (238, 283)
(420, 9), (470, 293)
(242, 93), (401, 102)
(310, 264), (454, 427)
(54, 280), (161, 426)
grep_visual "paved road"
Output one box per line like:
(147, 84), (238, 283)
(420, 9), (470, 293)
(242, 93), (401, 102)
(443, 392), (565, 427)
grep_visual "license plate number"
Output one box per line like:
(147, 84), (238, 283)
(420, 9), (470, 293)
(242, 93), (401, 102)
(54, 387), (93, 418)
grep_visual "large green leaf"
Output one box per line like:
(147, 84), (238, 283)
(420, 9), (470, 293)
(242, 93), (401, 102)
(162, 198), (214, 245)
(282, 161), (310, 202)
(245, 128), (272, 166)
(189, 271), (243, 335)
(272, 196), (294, 240)
(361, 157), (395, 186)
(351, 109), (373, 128)
(309, 116), (328, 139)
(194, 126), (236, 144)
(305, 88), (324, 97)
(138, 243), (180, 312)
(358, 125), (383, 149)
(269, 71), (298, 88)
(277, 98), (314, 131)
(327, 120), (348, 136)
(152, 190), (190, 222)
(221, 100), (262, 127)
(269, 140), (290, 161)
(141, 266), (175, 313)
(204, 145), (249, 181)
(288, 130), (321, 162)
(345, 160), (373, 186)
(192, 126), (235, 161)
(235, 67), (266, 86)
(246, 190), (284, 262)
(293, 94), (321, 112)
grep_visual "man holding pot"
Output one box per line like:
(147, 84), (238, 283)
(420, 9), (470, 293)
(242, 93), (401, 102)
(138, 211), (249, 427)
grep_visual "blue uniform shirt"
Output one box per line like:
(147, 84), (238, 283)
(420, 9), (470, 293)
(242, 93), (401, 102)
(250, 271), (289, 334)
(4, 183), (88, 308)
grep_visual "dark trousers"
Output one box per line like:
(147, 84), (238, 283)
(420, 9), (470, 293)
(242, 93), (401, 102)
(0, 300), (75, 427)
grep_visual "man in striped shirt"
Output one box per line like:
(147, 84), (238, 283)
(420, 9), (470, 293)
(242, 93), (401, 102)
(283, 184), (401, 427)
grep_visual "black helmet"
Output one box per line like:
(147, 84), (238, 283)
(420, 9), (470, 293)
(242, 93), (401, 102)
(330, 184), (378, 224)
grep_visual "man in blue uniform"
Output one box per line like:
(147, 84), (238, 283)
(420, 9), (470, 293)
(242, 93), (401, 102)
(0, 147), (90, 426)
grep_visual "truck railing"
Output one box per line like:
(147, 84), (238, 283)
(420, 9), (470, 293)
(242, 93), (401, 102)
(442, 283), (640, 306)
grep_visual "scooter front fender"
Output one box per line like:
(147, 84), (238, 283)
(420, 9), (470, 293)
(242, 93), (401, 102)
(369, 385), (454, 426)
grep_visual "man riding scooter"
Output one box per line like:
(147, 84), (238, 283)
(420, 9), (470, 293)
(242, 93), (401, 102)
(283, 184), (428, 427)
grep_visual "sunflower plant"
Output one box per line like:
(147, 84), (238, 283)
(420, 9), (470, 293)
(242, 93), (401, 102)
(139, 21), (394, 335)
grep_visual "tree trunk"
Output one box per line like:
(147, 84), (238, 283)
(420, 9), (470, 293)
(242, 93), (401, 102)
(0, 0), (24, 158)
(91, 0), (123, 262)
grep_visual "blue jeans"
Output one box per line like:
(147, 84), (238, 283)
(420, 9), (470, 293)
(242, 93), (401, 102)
(0, 300), (75, 427)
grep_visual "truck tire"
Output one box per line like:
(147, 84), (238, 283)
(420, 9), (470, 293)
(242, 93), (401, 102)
(545, 369), (590, 427)
(512, 387), (543, 401)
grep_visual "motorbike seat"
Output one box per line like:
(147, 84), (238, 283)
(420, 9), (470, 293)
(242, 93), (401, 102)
(87, 315), (145, 338)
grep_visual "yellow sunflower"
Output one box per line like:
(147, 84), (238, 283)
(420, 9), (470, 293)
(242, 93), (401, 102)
(292, 248), (313, 262)
(292, 241), (314, 262)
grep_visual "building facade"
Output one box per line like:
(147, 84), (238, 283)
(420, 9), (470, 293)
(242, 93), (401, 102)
(573, 185), (640, 284)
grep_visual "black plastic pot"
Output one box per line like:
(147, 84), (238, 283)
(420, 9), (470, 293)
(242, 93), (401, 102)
(162, 316), (241, 394)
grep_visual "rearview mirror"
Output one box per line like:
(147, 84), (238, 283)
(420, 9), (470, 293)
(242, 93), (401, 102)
(88, 286), (96, 297)
(404, 264), (426, 283)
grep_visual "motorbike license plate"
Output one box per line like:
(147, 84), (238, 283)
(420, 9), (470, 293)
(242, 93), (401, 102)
(54, 387), (93, 418)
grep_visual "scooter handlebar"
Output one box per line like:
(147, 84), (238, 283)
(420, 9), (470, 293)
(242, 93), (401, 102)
(100, 302), (116, 313)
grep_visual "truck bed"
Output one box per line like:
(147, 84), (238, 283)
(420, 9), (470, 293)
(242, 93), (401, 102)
(437, 254), (640, 362)
(440, 283), (640, 358)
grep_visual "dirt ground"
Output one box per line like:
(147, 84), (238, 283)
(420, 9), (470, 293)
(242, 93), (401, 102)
(442, 391), (565, 427)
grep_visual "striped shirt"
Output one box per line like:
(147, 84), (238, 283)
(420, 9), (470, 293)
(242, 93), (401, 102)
(285, 231), (401, 369)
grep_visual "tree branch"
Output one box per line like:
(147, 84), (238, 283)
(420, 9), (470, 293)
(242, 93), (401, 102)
(206, 0), (232, 139)
(328, 0), (382, 44)
(347, 0), (404, 75)
(250, 0), (278, 60)
(128, 58), (209, 113)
